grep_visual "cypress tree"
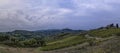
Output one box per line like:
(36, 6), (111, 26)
(116, 24), (119, 28)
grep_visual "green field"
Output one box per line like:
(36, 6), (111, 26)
(39, 35), (88, 51)
(0, 28), (120, 53)
(89, 28), (120, 38)
(39, 28), (120, 51)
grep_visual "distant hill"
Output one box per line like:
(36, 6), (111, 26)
(0, 29), (84, 39)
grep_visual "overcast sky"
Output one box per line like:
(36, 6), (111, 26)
(0, 0), (120, 32)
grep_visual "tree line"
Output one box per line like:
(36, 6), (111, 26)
(0, 34), (46, 47)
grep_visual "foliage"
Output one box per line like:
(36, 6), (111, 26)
(0, 35), (9, 41)
(0, 35), (46, 47)
(0, 29), (82, 48)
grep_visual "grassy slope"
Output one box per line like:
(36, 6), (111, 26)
(39, 35), (88, 51)
(86, 36), (120, 53)
(40, 28), (120, 51)
(40, 36), (120, 53)
(1, 28), (120, 53)
(45, 33), (74, 43)
(89, 28), (120, 38)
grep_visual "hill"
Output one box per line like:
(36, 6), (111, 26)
(39, 28), (120, 53)
(0, 26), (120, 53)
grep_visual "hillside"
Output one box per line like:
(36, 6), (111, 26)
(0, 29), (83, 39)
(40, 36), (120, 53)
(39, 28), (120, 53)
(0, 28), (120, 53)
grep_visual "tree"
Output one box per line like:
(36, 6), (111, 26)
(34, 37), (46, 46)
(18, 37), (46, 47)
(116, 24), (119, 28)
(110, 23), (114, 27)
(0, 35), (9, 41)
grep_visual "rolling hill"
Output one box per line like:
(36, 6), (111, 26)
(0, 27), (120, 53)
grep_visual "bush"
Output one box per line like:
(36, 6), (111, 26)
(0, 35), (46, 47)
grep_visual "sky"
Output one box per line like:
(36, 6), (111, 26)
(0, 0), (120, 32)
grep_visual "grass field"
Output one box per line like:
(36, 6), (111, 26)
(39, 28), (120, 51)
(39, 35), (88, 51)
(89, 28), (120, 38)
(1, 28), (120, 53)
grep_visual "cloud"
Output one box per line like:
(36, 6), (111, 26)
(0, 0), (120, 31)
